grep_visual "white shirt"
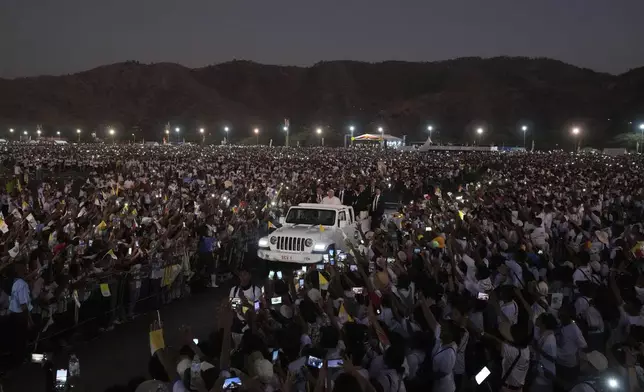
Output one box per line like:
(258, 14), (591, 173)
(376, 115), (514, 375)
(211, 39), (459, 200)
(9, 278), (32, 313)
(321, 196), (342, 205)
(533, 332), (557, 385)
(431, 326), (457, 392)
(501, 343), (530, 387)
(556, 322), (587, 367)
(500, 300), (519, 326)
(572, 266), (599, 285)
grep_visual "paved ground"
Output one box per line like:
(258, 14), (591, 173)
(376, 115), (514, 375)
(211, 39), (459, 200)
(3, 285), (230, 392)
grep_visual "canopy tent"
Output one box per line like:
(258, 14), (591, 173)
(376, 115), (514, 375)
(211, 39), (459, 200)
(417, 136), (433, 151)
(352, 133), (403, 142)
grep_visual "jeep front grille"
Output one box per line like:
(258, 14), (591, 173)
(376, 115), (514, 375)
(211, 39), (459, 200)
(276, 236), (305, 252)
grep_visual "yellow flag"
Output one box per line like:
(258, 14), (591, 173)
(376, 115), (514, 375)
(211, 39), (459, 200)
(458, 210), (465, 220)
(21, 201), (29, 210)
(131, 209), (137, 216)
(268, 221), (274, 229)
(100, 283), (111, 297)
(319, 225), (325, 232)
(318, 272), (329, 289)
(97, 220), (107, 231)
(107, 249), (117, 260)
(339, 302), (354, 323)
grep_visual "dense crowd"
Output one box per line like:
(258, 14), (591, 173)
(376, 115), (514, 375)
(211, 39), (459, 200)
(1, 143), (644, 392)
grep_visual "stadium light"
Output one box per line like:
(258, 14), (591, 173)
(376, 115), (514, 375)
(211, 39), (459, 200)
(254, 128), (259, 134)
(37, 130), (41, 137)
(316, 128), (322, 135)
(639, 123), (644, 131)
(476, 127), (484, 135)
(9, 128), (14, 133)
(57, 131), (61, 136)
(572, 127), (580, 135)
(254, 128), (259, 145)
(24, 131), (28, 135)
(349, 125), (355, 132)
(283, 126), (288, 131)
(522, 125), (528, 131)
(378, 127), (384, 133)
(175, 127), (180, 133)
(199, 128), (204, 133)
(109, 129), (115, 135)
(427, 125), (433, 132)
(224, 126), (229, 132)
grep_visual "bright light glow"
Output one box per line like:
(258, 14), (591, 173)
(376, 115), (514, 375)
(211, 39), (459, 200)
(9, 128), (14, 133)
(378, 127), (383, 133)
(76, 129), (81, 134)
(313, 243), (327, 251)
(349, 125), (355, 132)
(57, 131), (61, 135)
(224, 126), (229, 132)
(607, 378), (618, 389)
(109, 129), (115, 135)
(254, 128), (259, 134)
(175, 127), (180, 133)
(165, 129), (169, 134)
(199, 128), (204, 134)
(476, 128), (484, 135)
(283, 126), (288, 131)
(427, 125), (433, 131)
(522, 125), (528, 131)
(639, 124), (644, 130)
(37, 130), (41, 135)
(316, 128), (322, 135)
(23, 131), (27, 135)
(572, 127), (580, 135)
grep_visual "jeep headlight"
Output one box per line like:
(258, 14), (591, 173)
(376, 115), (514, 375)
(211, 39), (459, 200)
(258, 238), (269, 247)
(305, 238), (313, 247)
(270, 236), (277, 245)
(313, 243), (327, 251)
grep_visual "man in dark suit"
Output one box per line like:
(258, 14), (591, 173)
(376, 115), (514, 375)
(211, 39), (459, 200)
(370, 187), (385, 230)
(311, 186), (324, 203)
(337, 184), (355, 207)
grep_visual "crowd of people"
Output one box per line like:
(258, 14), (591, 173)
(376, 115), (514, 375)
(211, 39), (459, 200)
(1, 142), (644, 392)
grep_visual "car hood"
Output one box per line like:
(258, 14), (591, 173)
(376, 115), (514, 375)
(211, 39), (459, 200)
(273, 224), (333, 239)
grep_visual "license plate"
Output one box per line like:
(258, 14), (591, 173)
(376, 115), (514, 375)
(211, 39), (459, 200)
(280, 255), (293, 261)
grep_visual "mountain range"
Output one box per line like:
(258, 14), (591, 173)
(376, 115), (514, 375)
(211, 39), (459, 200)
(1, 57), (643, 147)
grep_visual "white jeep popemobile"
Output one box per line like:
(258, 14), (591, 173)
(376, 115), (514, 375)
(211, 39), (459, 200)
(257, 203), (360, 264)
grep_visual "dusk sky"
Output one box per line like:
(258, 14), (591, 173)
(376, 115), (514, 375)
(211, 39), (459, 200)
(2, 0), (643, 78)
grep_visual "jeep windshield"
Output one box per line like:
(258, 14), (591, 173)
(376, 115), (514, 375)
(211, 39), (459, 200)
(285, 208), (336, 226)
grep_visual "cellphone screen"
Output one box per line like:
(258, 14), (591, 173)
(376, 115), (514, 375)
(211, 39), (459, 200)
(271, 297), (282, 305)
(350, 265), (358, 272)
(254, 301), (260, 312)
(299, 279), (304, 288)
(352, 287), (364, 295)
(316, 264), (324, 270)
(272, 350), (279, 362)
(31, 353), (44, 363)
(475, 367), (491, 384)
(231, 298), (242, 309)
(269, 271), (275, 279)
(328, 359), (344, 368)
(306, 355), (323, 369)
(477, 292), (489, 301)
(414, 248), (421, 254)
(193, 338), (199, 345)
(223, 377), (242, 389)
(301, 266), (307, 272)
(56, 369), (67, 383)
(128, 247), (132, 255)
(277, 271), (283, 279)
